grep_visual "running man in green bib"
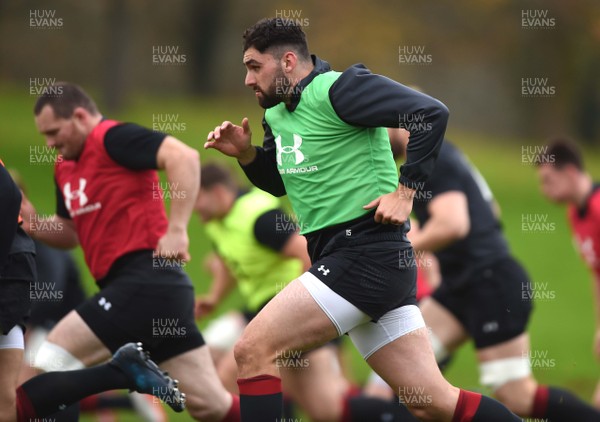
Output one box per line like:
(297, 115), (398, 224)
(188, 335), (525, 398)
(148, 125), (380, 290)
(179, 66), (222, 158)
(205, 18), (521, 421)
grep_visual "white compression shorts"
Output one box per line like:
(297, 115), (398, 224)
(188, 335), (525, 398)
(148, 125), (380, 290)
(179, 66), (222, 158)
(300, 272), (425, 360)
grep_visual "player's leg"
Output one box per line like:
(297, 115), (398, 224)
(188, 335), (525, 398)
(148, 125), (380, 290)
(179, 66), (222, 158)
(419, 296), (469, 363)
(478, 333), (600, 420)
(473, 257), (600, 420)
(0, 327), (24, 422)
(359, 311), (521, 421)
(233, 277), (344, 421)
(39, 309), (112, 368)
(279, 344), (348, 421)
(159, 345), (237, 422)
(202, 311), (248, 394)
(216, 348), (241, 394)
(17, 342), (185, 419)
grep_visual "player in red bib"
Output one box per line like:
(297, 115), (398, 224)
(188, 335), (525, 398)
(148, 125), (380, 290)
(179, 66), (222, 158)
(19, 83), (240, 421)
(537, 139), (600, 408)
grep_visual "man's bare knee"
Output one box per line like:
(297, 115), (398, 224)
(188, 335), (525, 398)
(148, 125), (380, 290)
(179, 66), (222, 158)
(233, 335), (264, 372)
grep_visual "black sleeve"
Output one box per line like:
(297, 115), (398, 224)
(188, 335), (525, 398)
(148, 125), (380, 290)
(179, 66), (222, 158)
(329, 65), (449, 189)
(55, 179), (71, 219)
(239, 118), (287, 197)
(253, 209), (295, 252)
(424, 154), (464, 197)
(0, 165), (21, 268)
(104, 123), (166, 170)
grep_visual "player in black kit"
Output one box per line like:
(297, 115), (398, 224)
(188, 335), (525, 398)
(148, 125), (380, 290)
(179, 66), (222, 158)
(391, 128), (600, 421)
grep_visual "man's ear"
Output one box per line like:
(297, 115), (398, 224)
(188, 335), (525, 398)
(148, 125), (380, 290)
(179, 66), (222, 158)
(281, 51), (297, 73)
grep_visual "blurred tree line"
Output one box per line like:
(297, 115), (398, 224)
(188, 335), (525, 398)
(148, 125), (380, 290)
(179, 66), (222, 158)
(0, 0), (598, 143)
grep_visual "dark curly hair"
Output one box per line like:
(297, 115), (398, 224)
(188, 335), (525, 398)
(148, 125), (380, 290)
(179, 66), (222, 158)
(243, 18), (310, 60)
(537, 138), (584, 170)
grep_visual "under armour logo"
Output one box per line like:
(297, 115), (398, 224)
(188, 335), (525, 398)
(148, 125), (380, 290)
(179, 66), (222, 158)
(482, 321), (498, 333)
(275, 134), (305, 166)
(63, 178), (88, 211)
(318, 265), (330, 276)
(98, 297), (112, 311)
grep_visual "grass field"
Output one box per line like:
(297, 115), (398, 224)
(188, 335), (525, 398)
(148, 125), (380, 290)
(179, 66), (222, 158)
(2, 84), (600, 421)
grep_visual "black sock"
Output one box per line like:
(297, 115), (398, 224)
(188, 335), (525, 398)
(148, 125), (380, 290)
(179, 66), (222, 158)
(472, 394), (520, 422)
(347, 396), (419, 421)
(237, 375), (282, 422)
(452, 389), (519, 422)
(537, 386), (600, 421)
(18, 363), (129, 417)
(47, 403), (80, 422)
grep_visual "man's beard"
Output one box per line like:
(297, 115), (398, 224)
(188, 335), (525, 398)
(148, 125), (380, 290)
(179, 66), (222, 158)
(257, 70), (288, 109)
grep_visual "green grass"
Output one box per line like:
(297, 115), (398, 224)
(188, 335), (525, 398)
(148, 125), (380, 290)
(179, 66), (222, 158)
(3, 85), (600, 420)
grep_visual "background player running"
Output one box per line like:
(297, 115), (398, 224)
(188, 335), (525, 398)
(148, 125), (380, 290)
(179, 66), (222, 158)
(20, 83), (240, 421)
(537, 139), (600, 409)
(391, 128), (600, 420)
(1, 160), (181, 422)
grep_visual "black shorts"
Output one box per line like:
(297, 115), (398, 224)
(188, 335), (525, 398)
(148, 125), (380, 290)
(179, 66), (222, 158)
(308, 243), (417, 321)
(76, 251), (204, 363)
(432, 256), (533, 349)
(0, 253), (36, 334)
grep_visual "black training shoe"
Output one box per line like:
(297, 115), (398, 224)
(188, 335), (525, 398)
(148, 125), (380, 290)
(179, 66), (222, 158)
(110, 342), (186, 412)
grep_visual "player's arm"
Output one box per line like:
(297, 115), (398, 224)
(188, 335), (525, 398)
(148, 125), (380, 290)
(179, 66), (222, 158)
(20, 180), (79, 249)
(409, 191), (470, 252)
(0, 164), (21, 266)
(155, 136), (200, 261)
(254, 209), (310, 270)
(104, 123), (199, 261)
(329, 66), (449, 190)
(281, 233), (311, 272)
(195, 253), (237, 318)
(205, 118), (286, 197)
(329, 66), (449, 224)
